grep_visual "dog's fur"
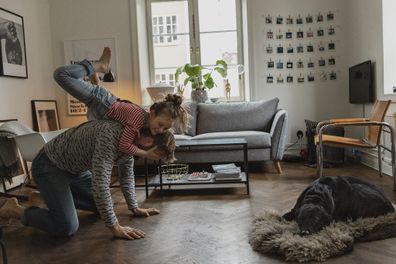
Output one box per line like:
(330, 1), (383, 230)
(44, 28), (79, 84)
(283, 176), (395, 235)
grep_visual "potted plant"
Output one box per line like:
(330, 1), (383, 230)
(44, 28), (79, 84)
(175, 60), (228, 103)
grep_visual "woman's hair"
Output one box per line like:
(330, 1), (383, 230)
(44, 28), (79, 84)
(150, 94), (190, 134)
(140, 128), (176, 163)
(153, 131), (176, 163)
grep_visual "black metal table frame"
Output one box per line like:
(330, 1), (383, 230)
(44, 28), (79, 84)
(144, 138), (249, 197)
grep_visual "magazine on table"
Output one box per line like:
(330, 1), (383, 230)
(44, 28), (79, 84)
(188, 171), (212, 181)
(212, 163), (241, 181)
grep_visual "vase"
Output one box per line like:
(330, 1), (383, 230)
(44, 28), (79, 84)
(191, 89), (208, 103)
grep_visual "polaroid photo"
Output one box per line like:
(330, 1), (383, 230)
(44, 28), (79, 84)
(277, 46), (284, 54)
(266, 15), (273, 24)
(307, 45), (314, 52)
(317, 28), (324, 37)
(287, 62), (293, 69)
(328, 26), (335, 35)
(308, 74), (315, 82)
(307, 61), (314, 68)
(267, 60), (274, 68)
(297, 76), (305, 83)
(267, 31), (273, 39)
(266, 46), (273, 54)
(276, 16), (283, 25)
(327, 12), (334, 21)
(328, 42), (336, 50)
(277, 75), (284, 83)
(267, 75), (274, 83)
(286, 16), (293, 24)
(297, 60), (304, 68)
(297, 30), (304, 38)
(286, 31), (293, 39)
(287, 46), (294, 53)
(319, 58), (326, 67)
(318, 43), (325, 51)
(276, 61), (284, 69)
(297, 45), (304, 53)
(328, 57), (335, 65)
(320, 71), (328, 81)
(287, 75), (294, 83)
(276, 32), (283, 39)
(306, 14), (313, 23)
(296, 15), (303, 25)
(317, 13), (324, 22)
(329, 71), (337, 80)
(306, 29), (314, 38)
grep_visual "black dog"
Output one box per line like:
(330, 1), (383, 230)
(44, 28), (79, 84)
(283, 176), (395, 235)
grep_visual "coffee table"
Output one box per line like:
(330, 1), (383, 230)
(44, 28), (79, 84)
(144, 138), (249, 197)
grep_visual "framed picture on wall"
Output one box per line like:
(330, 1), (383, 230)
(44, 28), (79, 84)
(31, 100), (60, 132)
(63, 37), (118, 115)
(0, 7), (28, 78)
(0, 119), (27, 192)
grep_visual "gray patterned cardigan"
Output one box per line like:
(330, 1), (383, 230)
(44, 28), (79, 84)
(44, 120), (137, 226)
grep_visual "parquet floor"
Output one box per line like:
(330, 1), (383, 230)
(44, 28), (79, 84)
(3, 161), (396, 264)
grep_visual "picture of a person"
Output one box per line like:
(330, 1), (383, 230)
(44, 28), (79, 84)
(0, 21), (23, 65)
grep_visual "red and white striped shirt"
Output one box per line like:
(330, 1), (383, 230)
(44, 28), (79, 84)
(106, 101), (148, 155)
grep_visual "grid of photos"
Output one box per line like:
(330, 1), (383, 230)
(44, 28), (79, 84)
(264, 11), (339, 84)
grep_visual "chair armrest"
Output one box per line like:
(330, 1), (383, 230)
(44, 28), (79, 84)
(315, 118), (369, 135)
(270, 109), (288, 160)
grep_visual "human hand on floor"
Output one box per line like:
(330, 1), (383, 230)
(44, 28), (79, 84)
(109, 222), (145, 240)
(131, 207), (160, 217)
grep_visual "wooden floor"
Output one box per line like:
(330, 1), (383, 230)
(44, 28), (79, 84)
(3, 161), (396, 264)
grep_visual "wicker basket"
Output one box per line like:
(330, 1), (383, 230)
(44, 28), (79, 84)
(161, 163), (189, 180)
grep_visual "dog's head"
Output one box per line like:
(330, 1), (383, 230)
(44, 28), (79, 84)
(296, 203), (332, 235)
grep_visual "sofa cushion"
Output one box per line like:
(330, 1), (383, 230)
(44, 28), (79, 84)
(196, 98), (279, 134)
(174, 131), (271, 151)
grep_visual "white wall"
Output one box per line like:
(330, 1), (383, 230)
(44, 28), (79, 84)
(48, 0), (141, 128)
(0, 0), (54, 128)
(246, 0), (349, 145)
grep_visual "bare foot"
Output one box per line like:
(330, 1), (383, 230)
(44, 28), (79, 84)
(93, 47), (111, 73)
(89, 72), (100, 85)
(0, 197), (24, 220)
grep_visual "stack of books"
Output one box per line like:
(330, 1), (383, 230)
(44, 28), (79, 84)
(212, 163), (241, 181)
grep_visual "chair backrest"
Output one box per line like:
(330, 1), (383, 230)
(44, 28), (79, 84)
(12, 133), (46, 161)
(12, 128), (68, 162)
(368, 100), (392, 145)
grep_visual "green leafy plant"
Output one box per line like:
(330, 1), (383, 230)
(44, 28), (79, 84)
(175, 60), (228, 90)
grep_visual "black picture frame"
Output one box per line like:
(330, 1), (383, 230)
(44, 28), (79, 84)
(0, 118), (27, 192)
(0, 7), (28, 78)
(31, 100), (60, 132)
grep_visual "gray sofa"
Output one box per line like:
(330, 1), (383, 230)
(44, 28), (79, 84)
(173, 98), (288, 173)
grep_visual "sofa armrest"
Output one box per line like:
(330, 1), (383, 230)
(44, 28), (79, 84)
(269, 109), (288, 160)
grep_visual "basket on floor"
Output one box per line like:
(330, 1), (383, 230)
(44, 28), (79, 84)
(161, 163), (189, 180)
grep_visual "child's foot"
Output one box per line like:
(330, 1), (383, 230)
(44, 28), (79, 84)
(0, 197), (22, 221)
(93, 47), (111, 73)
(89, 72), (100, 85)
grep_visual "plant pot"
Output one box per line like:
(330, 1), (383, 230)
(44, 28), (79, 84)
(191, 89), (208, 103)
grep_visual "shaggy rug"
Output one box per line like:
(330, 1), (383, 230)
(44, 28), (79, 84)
(249, 211), (396, 262)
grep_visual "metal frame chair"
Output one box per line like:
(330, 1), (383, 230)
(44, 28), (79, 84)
(315, 100), (396, 190)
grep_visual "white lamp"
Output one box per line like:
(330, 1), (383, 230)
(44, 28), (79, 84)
(146, 83), (175, 102)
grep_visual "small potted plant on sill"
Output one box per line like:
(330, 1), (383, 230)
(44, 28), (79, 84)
(175, 60), (228, 103)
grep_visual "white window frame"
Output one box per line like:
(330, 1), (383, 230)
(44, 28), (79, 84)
(146, 0), (245, 101)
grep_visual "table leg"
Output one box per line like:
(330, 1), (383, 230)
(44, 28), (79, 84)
(144, 158), (148, 198)
(243, 143), (250, 195)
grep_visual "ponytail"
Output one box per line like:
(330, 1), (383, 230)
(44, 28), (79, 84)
(150, 94), (190, 133)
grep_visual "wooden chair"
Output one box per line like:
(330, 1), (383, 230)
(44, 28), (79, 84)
(314, 100), (395, 190)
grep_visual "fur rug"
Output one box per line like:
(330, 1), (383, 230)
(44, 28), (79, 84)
(249, 211), (396, 262)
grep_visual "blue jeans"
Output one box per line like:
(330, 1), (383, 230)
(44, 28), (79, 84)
(53, 59), (118, 120)
(23, 151), (98, 237)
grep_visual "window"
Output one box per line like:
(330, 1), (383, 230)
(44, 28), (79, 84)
(383, 0), (396, 95)
(153, 15), (178, 44)
(155, 72), (175, 86)
(147, 0), (244, 100)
